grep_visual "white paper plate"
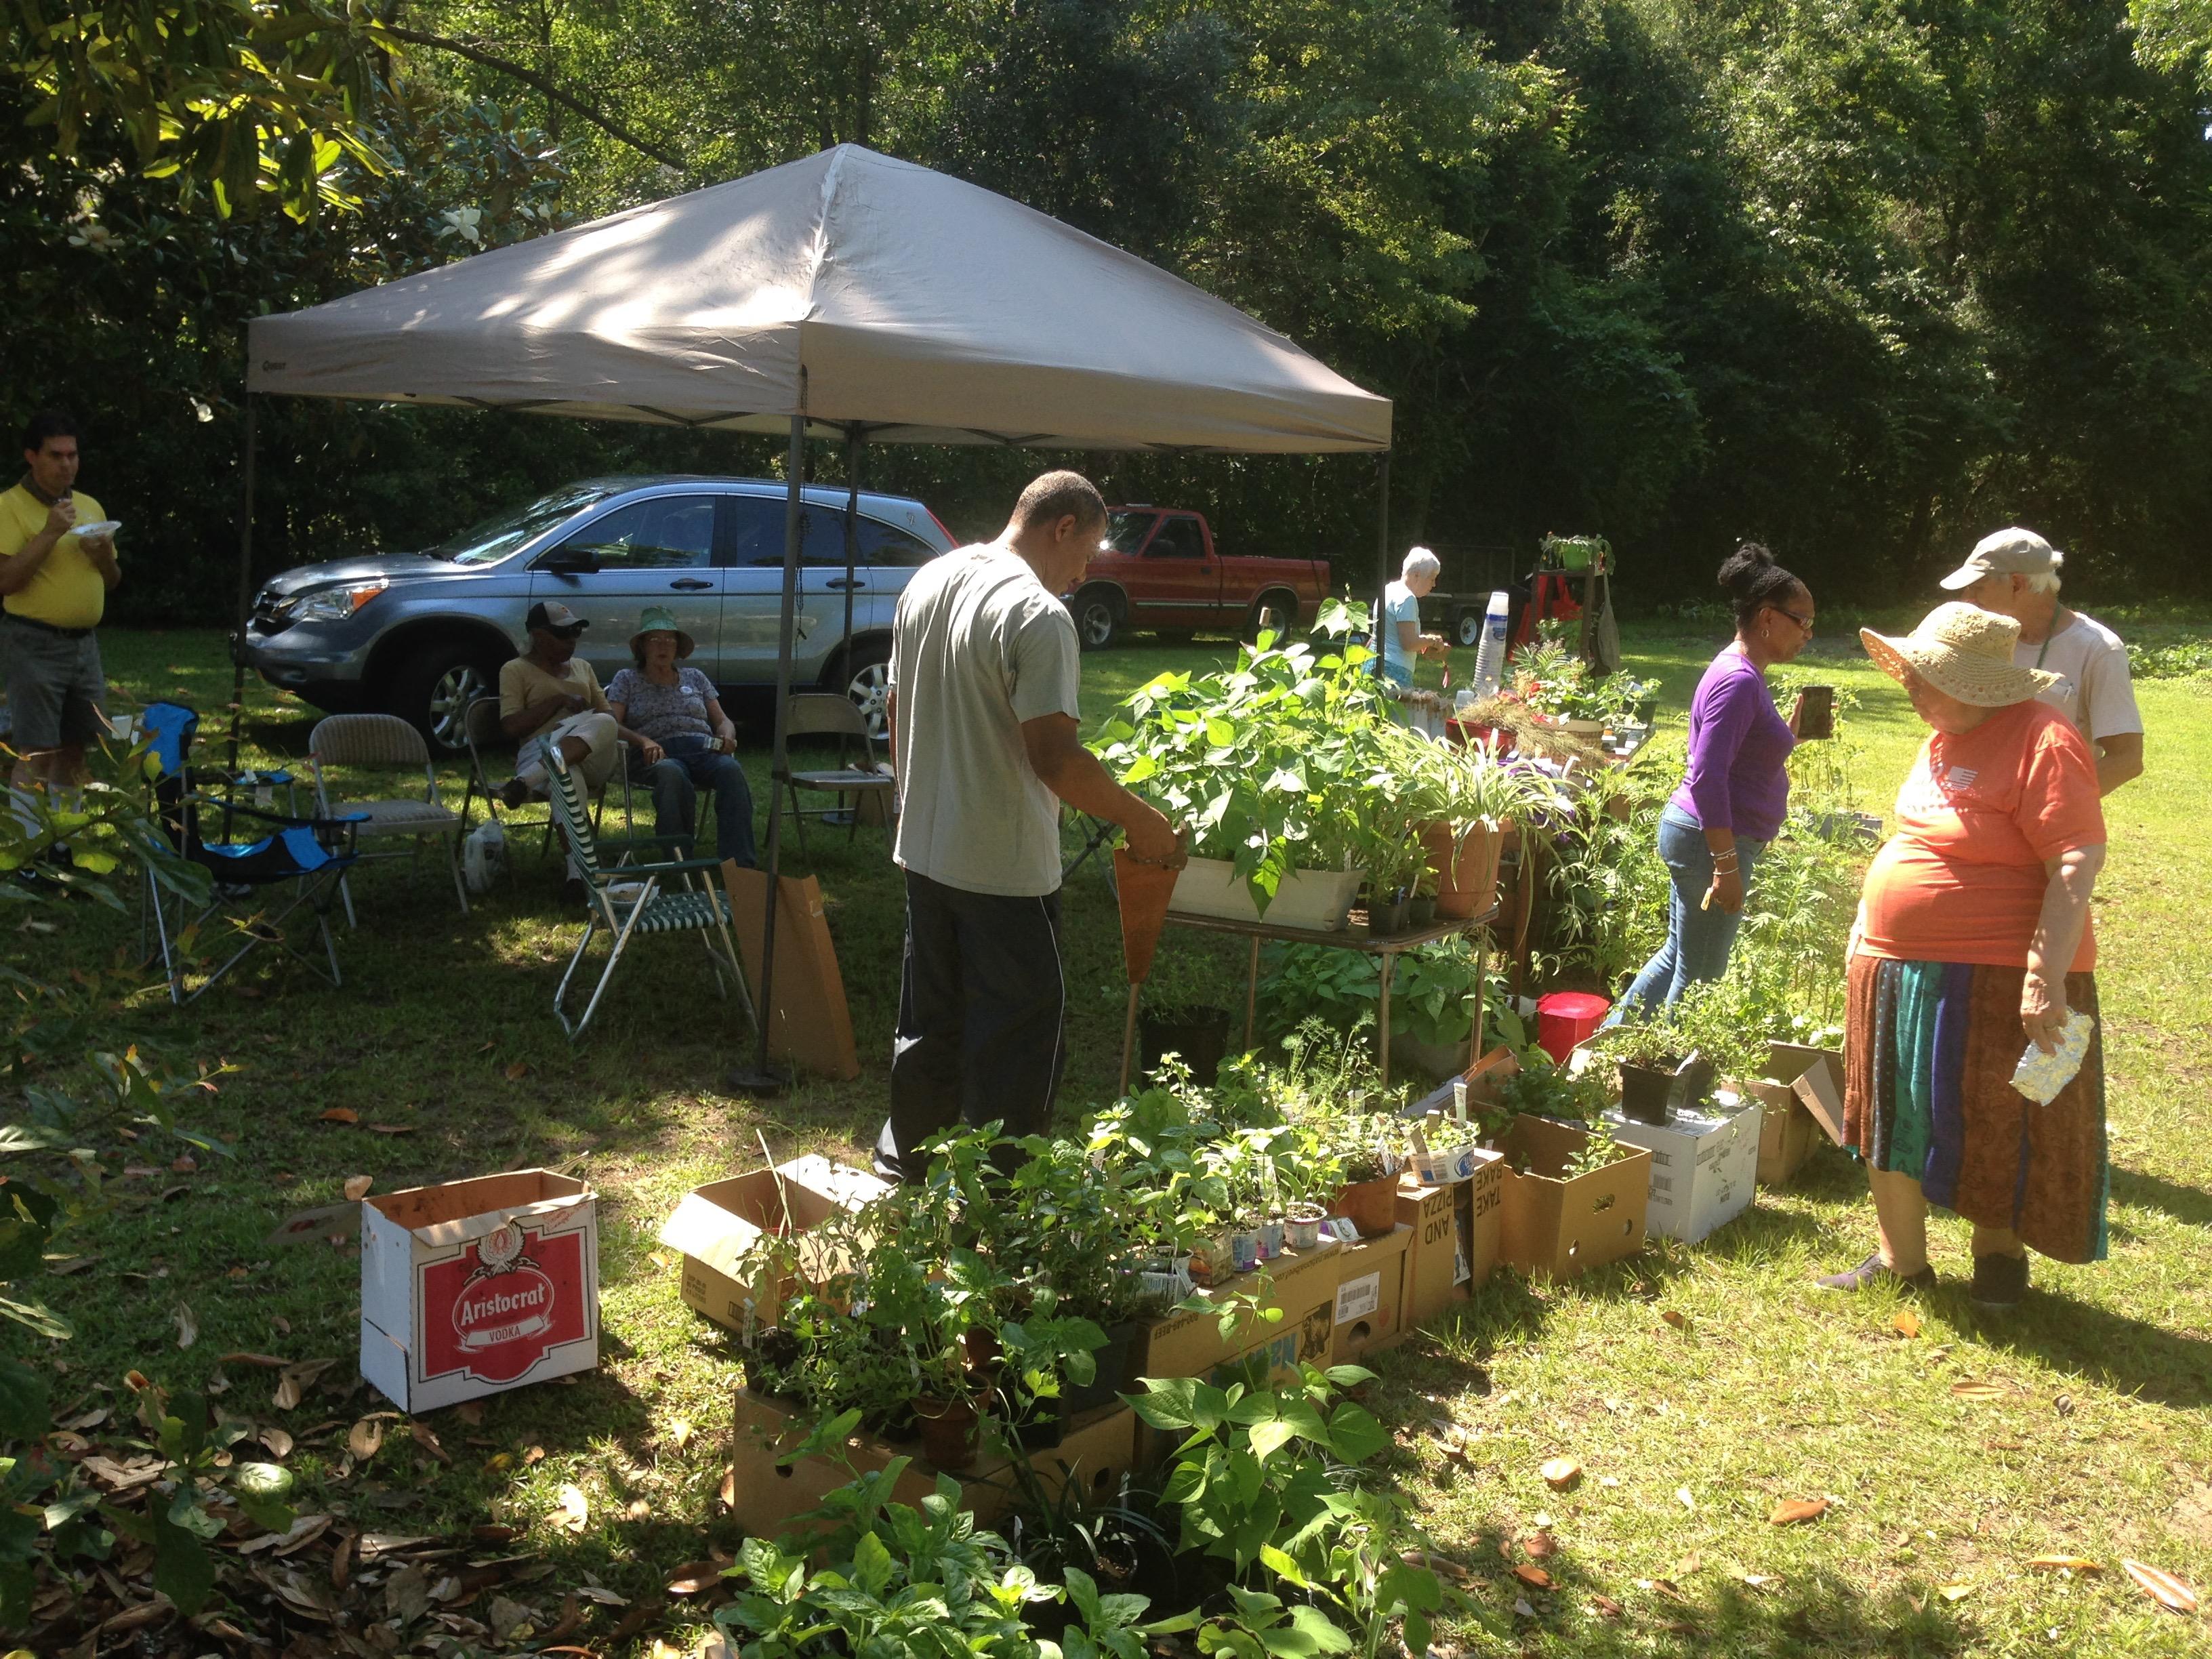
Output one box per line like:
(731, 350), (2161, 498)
(69, 519), (121, 538)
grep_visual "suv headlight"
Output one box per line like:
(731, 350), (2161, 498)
(282, 579), (389, 623)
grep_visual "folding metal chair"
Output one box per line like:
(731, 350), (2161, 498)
(775, 693), (897, 857)
(136, 702), (363, 1004)
(455, 696), (631, 863)
(541, 739), (756, 1040)
(308, 713), (467, 923)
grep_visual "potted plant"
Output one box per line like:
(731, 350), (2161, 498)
(1135, 949), (1236, 1086)
(1586, 1017), (1691, 1124)
(1406, 867), (1439, 930)
(1322, 1105), (1404, 1237)
(1094, 600), (1382, 928)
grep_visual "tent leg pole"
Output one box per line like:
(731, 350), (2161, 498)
(1373, 450), (1392, 678)
(224, 392), (259, 782)
(842, 426), (860, 671)
(729, 411), (808, 1097)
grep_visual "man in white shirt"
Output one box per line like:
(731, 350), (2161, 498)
(1940, 527), (2144, 796)
(874, 470), (1185, 1181)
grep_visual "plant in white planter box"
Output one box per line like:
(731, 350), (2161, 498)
(1094, 599), (1389, 918)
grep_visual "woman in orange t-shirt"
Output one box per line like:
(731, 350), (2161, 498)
(1822, 604), (2108, 1310)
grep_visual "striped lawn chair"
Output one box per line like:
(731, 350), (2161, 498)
(308, 713), (467, 923)
(543, 738), (755, 1040)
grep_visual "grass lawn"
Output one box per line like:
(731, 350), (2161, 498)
(11, 613), (2212, 1656)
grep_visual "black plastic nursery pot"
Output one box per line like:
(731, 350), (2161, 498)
(1139, 1004), (1233, 1085)
(1405, 894), (1437, 929)
(1367, 893), (1410, 937)
(1061, 1321), (1141, 1415)
(1618, 1061), (1677, 1124)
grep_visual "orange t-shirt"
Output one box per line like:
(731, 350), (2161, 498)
(1858, 699), (2106, 971)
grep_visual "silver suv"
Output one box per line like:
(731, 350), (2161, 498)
(242, 476), (956, 750)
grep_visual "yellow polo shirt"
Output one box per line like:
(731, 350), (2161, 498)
(0, 483), (113, 628)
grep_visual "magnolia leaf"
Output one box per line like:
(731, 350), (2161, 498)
(1769, 1497), (1828, 1526)
(2122, 1559), (2198, 1614)
(1540, 1457), (1582, 1491)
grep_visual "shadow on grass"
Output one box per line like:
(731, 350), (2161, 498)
(1512, 1553), (1969, 1658)
(1970, 1294), (2212, 1410)
(2108, 1166), (2212, 1231)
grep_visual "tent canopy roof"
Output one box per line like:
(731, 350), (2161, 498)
(247, 146), (1391, 454)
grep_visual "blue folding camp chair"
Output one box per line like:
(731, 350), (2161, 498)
(138, 701), (364, 1004)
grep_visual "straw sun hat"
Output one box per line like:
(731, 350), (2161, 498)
(1860, 602), (2061, 708)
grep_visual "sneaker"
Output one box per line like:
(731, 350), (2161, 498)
(1969, 1251), (2029, 1309)
(1816, 1250), (1937, 1294)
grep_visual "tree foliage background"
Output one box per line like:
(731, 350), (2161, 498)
(5, 0), (2209, 619)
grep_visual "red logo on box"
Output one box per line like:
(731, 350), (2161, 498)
(419, 1223), (588, 1384)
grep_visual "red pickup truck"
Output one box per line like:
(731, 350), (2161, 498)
(1066, 506), (1330, 649)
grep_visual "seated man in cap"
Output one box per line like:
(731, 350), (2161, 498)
(498, 600), (664, 894)
(1941, 528), (2144, 796)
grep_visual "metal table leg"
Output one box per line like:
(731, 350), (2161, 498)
(1378, 950), (1394, 1090)
(1245, 935), (1261, 1050)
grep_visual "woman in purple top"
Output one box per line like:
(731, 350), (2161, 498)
(1615, 544), (1818, 1015)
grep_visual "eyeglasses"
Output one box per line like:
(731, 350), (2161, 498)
(1769, 605), (1815, 633)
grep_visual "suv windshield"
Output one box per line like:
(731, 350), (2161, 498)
(437, 484), (618, 566)
(1105, 510), (1156, 554)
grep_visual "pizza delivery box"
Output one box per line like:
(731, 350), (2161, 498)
(361, 1170), (598, 1412)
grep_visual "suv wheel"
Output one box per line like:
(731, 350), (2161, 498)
(840, 640), (893, 741)
(1074, 588), (1122, 651)
(393, 640), (500, 754)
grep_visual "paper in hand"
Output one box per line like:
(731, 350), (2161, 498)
(2011, 1010), (2095, 1106)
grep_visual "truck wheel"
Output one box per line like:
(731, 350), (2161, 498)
(1073, 588), (1122, 651)
(837, 638), (893, 741)
(1247, 589), (1300, 642)
(391, 638), (503, 755)
(1456, 609), (1483, 647)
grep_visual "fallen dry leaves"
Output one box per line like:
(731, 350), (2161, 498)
(1893, 1309), (1921, 1338)
(2026, 1555), (2102, 1573)
(342, 1174), (373, 1201)
(1511, 1564), (1553, 1589)
(1769, 1498), (1830, 1526)
(318, 1107), (359, 1125)
(2122, 1559), (2198, 1614)
(1540, 1457), (1582, 1492)
(1950, 1379), (2011, 1401)
(553, 1483), (591, 1534)
(348, 1418), (385, 1461)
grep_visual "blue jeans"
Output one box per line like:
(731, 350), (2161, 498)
(643, 738), (756, 867)
(1612, 803), (1765, 1018)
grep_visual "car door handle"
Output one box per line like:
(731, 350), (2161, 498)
(825, 577), (861, 590)
(668, 577), (714, 591)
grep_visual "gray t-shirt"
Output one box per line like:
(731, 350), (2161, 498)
(606, 665), (717, 746)
(889, 544), (1081, 896)
(2020, 611), (2142, 745)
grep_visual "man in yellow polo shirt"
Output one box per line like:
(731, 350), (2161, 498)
(1, 411), (119, 800)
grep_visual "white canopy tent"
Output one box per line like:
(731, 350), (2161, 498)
(239, 144), (1393, 1086)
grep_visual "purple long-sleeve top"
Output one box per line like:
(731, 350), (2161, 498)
(1668, 647), (1795, 841)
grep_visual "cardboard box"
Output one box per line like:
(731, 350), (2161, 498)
(361, 1170), (598, 1412)
(722, 864), (861, 1082)
(1329, 1224), (1411, 1365)
(657, 1156), (890, 1339)
(1746, 1044), (1845, 1183)
(1130, 1240), (1340, 1388)
(729, 1389), (1136, 1538)
(1493, 1117), (1650, 1280)
(1603, 1097), (1761, 1244)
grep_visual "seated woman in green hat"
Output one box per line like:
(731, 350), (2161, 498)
(606, 607), (757, 869)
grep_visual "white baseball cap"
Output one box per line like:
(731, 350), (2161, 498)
(1938, 527), (2064, 591)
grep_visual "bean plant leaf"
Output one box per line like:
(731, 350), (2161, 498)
(0, 1357), (49, 1439)
(1324, 1401), (1389, 1465)
(150, 1503), (217, 1615)
(232, 1461), (297, 1533)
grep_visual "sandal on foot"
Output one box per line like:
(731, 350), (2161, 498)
(1816, 1251), (1936, 1293)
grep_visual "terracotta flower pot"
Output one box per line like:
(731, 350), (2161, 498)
(914, 1395), (979, 1471)
(1422, 820), (1504, 920)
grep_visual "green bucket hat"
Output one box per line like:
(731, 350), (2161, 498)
(630, 605), (696, 661)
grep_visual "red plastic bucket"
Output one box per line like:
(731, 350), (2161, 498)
(1536, 991), (1611, 1065)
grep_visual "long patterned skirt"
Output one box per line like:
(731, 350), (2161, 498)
(1843, 954), (2108, 1264)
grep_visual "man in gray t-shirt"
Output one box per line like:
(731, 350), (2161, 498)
(875, 470), (1183, 1181)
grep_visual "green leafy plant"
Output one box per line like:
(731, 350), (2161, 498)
(1094, 600), (1389, 909)
(1562, 1120), (1629, 1180)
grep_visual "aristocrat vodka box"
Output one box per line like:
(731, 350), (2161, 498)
(361, 1170), (599, 1412)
